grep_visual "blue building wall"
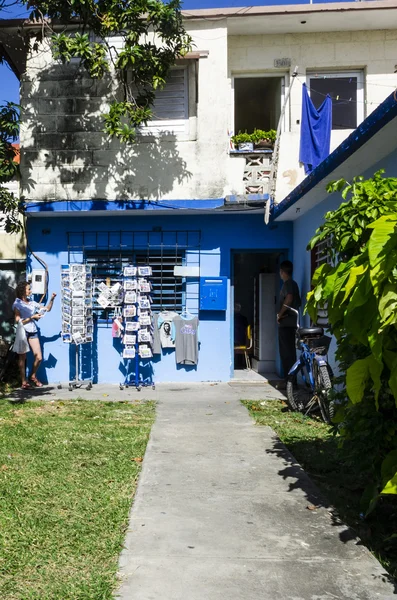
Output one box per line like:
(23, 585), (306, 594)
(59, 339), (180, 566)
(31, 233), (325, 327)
(27, 212), (292, 384)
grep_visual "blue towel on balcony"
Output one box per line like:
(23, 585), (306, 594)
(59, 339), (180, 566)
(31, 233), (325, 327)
(299, 83), (332, 174)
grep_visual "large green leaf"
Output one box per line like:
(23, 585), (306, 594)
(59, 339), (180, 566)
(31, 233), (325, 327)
(381, 472), (397, 495)
(379, 283), (397, 322)
(346, 354), (383, 405)
(381, 450), (397, 485)
(346, 357), (371, 404)
(389, 368), (397, 407)
(368, 216), (397, 293)
(341, 264), (367, 303)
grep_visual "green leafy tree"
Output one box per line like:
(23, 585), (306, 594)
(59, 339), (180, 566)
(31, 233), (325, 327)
(0, 100), (23, 233)
(307, 170), (397, 513)
(0, 0), (191, 227)
(25, 0), (192, 142)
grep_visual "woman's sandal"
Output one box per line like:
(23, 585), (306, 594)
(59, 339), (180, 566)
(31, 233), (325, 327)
(21, 382), (32, 390)
(30, 376), (43, 388)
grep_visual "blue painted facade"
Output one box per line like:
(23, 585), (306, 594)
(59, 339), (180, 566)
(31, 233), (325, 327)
(27, 212), (292, 384)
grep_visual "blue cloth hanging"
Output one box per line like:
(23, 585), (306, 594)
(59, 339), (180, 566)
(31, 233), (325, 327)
(299, 83), (332, 175)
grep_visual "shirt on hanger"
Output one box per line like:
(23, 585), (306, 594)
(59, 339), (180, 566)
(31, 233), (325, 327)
(173, 314), (199, 366)
(158, 311), (178, 348)
(152, 313), (162, 355)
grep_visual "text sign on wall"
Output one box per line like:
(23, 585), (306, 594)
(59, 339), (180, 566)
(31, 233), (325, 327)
(274, 58), (291, 68)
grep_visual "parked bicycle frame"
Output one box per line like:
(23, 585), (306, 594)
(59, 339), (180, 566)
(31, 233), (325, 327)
(283, 306), (334, 423)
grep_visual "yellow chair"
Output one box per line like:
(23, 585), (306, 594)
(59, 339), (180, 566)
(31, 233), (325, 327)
(234, 324), (253, 370)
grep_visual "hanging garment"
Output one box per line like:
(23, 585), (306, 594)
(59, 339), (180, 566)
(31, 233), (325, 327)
(173, 315), (199, 366)
(158, 311), (178, 348)
(299, 83), (332, 175)
(152, 313), (162, 355)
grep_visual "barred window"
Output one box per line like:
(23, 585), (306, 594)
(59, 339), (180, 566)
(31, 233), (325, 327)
(86, 250), (185, 316)
(311, 237), (332, 327)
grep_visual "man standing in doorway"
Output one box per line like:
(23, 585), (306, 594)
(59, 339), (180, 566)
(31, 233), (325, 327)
(277, 260), (301, 385)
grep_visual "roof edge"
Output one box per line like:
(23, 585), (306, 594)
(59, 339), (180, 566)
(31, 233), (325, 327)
(181, 1), (397, 20)
(271, 91), (397, 222)
(2, 2), (397, 28)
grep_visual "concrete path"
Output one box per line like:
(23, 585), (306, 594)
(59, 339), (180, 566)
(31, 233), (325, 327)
(115, 384), (396, 600)
(5, 381), (285, 403)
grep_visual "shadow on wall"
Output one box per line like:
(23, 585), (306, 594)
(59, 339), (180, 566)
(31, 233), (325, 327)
(20, 63), (193, 203)
(0, 266), (26, 342)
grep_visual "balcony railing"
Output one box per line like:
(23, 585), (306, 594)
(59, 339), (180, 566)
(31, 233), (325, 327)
(229, 148), (273, 195)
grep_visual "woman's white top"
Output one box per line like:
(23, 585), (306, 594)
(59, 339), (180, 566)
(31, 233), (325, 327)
(12, 298), (42, 333)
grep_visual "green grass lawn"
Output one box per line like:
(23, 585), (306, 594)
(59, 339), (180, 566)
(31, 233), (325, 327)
(243, 399), (397, 581)
(0, 399), (155, 600)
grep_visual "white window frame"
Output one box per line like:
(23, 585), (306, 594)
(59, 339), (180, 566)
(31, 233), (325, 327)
(231, 72), (288, 137)
(306, 70), (364, 129)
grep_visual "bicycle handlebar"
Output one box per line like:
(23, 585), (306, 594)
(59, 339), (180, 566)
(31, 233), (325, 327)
(283, 304), (300, 329)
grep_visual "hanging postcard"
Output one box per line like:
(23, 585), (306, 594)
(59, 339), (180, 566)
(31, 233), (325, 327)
(123, 306), (137, 318)
(139, 344), (153, 359)
(124, 266), (137, 277)
(124, 291), (137, 304)
(123, 346), (136, 359)
(138, 266), (152, 277)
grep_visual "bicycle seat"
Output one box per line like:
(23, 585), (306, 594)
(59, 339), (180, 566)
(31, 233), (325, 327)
(298, 327), (324, 338)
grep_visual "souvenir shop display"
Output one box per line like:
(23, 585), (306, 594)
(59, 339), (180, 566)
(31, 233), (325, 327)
(60, 264), (93, 391)
(119, 265), (155, 391)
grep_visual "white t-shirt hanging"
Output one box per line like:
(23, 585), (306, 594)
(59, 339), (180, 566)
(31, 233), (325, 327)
(158, 311), (178, 348)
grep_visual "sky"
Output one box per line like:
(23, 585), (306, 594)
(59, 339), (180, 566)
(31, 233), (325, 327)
(0, 0), (356, 105)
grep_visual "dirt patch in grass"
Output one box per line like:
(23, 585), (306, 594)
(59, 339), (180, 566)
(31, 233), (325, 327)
(0, 399), (155, 600)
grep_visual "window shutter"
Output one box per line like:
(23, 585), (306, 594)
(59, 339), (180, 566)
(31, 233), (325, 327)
(140, 67), (189, 136)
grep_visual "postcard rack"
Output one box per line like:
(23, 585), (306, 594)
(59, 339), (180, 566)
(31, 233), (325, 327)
(119, 265), (155, 391)
(61, 264), (93, 391)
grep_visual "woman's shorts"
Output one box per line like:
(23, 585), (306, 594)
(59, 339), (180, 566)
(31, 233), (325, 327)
(26, 331), (39, 340)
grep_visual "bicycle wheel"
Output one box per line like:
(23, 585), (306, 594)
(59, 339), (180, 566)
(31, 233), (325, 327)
(315, 363), (333, 423)
(286, 363), (314, 412)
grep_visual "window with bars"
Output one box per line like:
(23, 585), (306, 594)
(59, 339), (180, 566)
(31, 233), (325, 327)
(311, 237), (332, 327)
(86, 249), (185, 316)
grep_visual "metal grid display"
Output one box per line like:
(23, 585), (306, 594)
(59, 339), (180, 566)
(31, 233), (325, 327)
(67, 230), (201, 322)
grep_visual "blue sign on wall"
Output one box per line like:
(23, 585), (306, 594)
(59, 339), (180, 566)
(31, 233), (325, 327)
(200, 277), (228, 311)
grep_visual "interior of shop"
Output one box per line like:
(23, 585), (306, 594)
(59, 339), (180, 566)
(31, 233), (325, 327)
(233, 251), (281, 380)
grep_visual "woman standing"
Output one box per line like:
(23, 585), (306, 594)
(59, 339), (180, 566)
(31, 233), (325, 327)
(13, 281), (57, 389)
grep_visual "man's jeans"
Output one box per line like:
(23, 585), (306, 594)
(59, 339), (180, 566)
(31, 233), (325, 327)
(278, 327), (296, 379)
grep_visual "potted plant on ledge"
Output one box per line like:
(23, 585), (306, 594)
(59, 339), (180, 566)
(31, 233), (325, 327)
(251, 129), (277, 149)
(231, 132), (254, 152)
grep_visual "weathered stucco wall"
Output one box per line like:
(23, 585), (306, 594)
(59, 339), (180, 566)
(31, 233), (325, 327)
(20, 21), (239, 202)
(228, 29), (397, 202)
(20, 24), (397, 203)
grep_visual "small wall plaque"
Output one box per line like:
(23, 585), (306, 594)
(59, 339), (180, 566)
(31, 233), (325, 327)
(274, 58), (291, 68)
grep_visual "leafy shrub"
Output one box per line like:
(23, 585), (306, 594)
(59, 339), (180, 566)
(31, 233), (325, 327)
(306, 170), (397, 514)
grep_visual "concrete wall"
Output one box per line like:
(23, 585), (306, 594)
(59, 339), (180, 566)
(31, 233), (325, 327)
(20, 22), (239, 202)
(20, 24), (397, 205)
(229, 29), (397, 202)
(26, 212), (292, 384)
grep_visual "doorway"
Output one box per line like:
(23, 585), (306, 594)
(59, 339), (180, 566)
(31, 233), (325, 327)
(232, 251), (281, 379)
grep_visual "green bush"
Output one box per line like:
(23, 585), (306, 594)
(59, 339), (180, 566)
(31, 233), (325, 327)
(231, 131), (252, 145)
(306, 170), (397, 515)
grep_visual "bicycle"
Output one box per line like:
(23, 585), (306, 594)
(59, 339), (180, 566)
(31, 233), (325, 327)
(283, 306), (334, 423)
